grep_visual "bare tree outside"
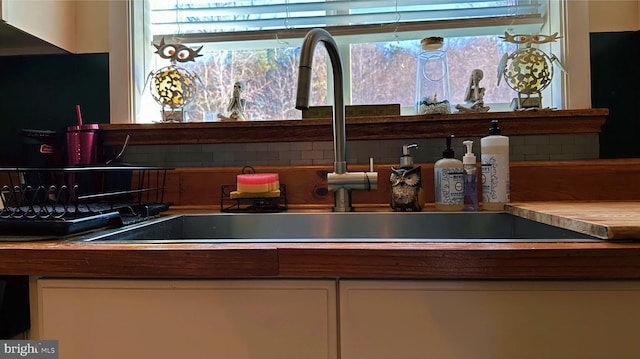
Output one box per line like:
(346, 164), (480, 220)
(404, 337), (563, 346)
(181, 46), (328, 121)
(351, 42), (418, 107)
(140, 1), (537, 122)
(174, 35), (516, 122)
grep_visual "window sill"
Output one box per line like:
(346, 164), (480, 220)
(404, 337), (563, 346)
(99, 109), (608, 146)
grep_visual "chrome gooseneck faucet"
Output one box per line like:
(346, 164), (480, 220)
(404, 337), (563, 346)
(296, 28), (378, 212)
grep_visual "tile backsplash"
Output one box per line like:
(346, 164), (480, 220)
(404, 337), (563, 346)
(119, 133), (599, 168)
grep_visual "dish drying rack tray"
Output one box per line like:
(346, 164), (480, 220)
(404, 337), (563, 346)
(0, 166), (173, 235)
(221, 184), (287, 213)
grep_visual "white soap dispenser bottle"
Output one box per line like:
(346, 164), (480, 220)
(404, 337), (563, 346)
(434, 135), (464, 211)
(462, 140), (479, 211)
(481, 120), (510, 211)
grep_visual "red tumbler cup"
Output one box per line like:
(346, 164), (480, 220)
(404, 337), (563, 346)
(65, 124), (99, 166)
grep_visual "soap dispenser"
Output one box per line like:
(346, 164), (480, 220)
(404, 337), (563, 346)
(481, 120), (510, 211)
(390, 144), (425, 212)
(434, 135), (464, 211)
(462, 140), (479, 211)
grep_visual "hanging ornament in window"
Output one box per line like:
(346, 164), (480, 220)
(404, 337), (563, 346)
(497, 32), (565, 110)
(148, 38), (203, 122)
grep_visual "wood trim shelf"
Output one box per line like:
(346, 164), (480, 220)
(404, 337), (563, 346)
(99, 108), (608, 146)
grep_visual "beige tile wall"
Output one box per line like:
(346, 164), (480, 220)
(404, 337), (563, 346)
(117, 134), (600, 168)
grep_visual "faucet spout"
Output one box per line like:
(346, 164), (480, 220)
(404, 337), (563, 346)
(296, 28), (378, 212)
(295, 28), (347, 174)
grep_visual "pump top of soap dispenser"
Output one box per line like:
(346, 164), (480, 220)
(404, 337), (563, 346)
(399, 143), (418, 168)
(488, 119), (502, 135)
(463, 140), (475, 165)
(442, 135), (455, 158)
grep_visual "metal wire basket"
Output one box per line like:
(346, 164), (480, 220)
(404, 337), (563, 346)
(0, 165), (173, 235)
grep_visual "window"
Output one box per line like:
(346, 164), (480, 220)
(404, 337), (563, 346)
(131, 0), (558, 123)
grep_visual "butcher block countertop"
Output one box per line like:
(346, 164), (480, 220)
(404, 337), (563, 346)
(1, 201), (640, 280)
(505, 201), (640, 240)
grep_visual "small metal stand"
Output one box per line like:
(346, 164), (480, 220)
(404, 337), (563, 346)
(220, 184), (287, 213)
(510, 95), (542, 110)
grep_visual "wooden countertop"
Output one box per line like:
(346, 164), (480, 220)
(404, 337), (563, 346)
(1, 201), (640, 280)
(506, 201), (640, 240)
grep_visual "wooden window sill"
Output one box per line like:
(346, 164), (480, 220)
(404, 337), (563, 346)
(99, 109), (608, 146)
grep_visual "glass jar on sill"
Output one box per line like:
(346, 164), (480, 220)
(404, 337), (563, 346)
(415, 37), (451, 115)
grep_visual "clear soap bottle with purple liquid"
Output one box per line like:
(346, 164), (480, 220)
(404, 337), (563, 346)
(462, 140), (479, 211)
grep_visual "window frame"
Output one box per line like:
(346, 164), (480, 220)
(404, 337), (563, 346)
(107, 0), (591, 124)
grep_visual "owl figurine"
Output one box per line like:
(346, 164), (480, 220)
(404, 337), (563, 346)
(390, 166), (425, 212)
(497, 32), (565, 110)
(148, 38), (203, 122)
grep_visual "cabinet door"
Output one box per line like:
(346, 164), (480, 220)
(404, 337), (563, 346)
(340, 280), (640, 359)
(36, 279), (337, 359)
(0, 0), (76, 53)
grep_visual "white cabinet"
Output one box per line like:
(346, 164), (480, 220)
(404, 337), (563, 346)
(340, 280), (640, 359)
(35, 278), (640, 359)
(34, 279), (337, 359)
(0, 0), (109, 54)
(0, 0), (75, 53)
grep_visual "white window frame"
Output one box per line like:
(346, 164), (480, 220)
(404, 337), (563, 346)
(107, 0), (592, 124)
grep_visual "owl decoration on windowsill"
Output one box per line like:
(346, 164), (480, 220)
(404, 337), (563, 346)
(148, 38), (203, 122)
(497, 32), (566, 110)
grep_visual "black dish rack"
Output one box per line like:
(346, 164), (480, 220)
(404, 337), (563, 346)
(0, 165), (173, 236)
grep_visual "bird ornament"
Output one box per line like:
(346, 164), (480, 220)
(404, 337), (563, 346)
(147, 38), (203, 121)
(497, 32), (565, 110)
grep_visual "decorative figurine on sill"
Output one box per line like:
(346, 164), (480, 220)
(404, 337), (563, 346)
(217, 81), (247, 121)
(390, 144), (425, 212)
(456, 69), (490, 113)
(497, 32), (565, 110)
(417, 94), (451, 115)
(390, 166), (425, 212)
(148, 37), (203, 122)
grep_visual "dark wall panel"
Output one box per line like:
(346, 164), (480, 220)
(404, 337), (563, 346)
(590, 31), (640, 158)
(0, 53), (110, 165)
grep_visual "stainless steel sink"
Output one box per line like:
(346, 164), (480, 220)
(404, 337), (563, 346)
(69, 212), (600, 244)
